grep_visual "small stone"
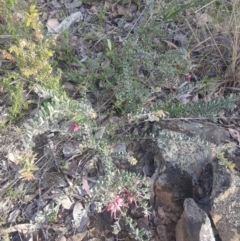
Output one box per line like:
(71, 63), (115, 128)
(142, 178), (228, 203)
(66, 0), (82, 9)
(112, 142), (126, 153)
(61, 195), (73, 210)
(57, 236), (66, 241)
(176, 198), (215, 241)
(62, 142), (78, 159)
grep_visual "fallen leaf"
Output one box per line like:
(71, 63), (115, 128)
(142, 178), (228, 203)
(23, 193), (38, 203)
(104, 1), (112, 11)
(73, 203), (89, 232)
(61, 195), (73, 210)
(46, 19), (59, 33)
(90, 5), (98, 13)
(50, 12), (83, 34)
(7, 153), (16, 163)
(65, 0), (82, 9)
(117, 6), (127, 16)
(41, 12), (48, 21)
(177, 81), (189, 90)
(8, 209), (20, 223)
(191, 94), (199, 103)
(162, 40), (178, 49)
(176, 93), (192, 104)
(82, 175), (91, 195)
(63, 81), (75, 91)
(51, 0), (62, 8)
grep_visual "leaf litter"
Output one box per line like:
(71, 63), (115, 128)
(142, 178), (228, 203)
(2, 0), (240, 240)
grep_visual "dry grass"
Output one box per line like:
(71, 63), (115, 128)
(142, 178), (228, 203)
(185, 0), (240, 90)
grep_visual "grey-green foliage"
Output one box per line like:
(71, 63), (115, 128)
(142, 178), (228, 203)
(20, 84), (151, 241)
(153, 93), (238, 117)
(125, 216), (152, 241)
(112, 216), (152, 241)
(107, 36), (191, 113)
(76, 0), (192, 114)
(92, 163), (151, 240)
(22, 84), (96, 150)
(93, 163), (151, 212)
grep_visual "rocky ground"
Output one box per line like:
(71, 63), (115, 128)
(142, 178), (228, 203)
(1, 0), (240, 241)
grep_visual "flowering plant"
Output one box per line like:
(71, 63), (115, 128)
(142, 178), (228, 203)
(71, 122), (79, 131)
(92, 167), (150, 238)
(104, 195), (128, 219)
(103, 186), (142, 219)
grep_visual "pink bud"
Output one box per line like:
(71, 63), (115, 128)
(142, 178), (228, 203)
(71, 123), (79, 131)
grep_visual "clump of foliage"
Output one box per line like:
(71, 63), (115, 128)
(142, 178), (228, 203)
(92, 155), (151, 240)
(1, 3), (60, 118)
(15, 83), (151, 240)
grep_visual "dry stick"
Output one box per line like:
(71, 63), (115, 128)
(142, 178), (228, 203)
(207, 25), (229, 67)
(195, 0), (216, 13)
(189, 36), (212, 53)
(185, 18), (201, 45)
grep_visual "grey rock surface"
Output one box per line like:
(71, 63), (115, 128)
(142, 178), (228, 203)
(210, 161), (240, 241)
(153, 122), (216, 212)
(176, 198), (215, 241)
(154, 120), (229, 145)
(152, 121), (235, 241)
(62, 141), (79, 159)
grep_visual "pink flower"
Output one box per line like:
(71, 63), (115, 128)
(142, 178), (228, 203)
(103, 196), (128, 219)
(124, 188), (138, 207)
(71, 123), (79, 131)
(185, 73), (191, 80)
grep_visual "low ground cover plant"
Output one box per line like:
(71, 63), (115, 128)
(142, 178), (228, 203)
(0, 0), (240, 240)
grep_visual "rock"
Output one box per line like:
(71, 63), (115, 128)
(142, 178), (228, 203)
(153, 128), (214, 213)
(62, 142), (79, 159)
(210, 161), (240, 241)
(155, 168), (193, 213)
(176, 198), (215, 241)
(151, 121), (229, 240)
(154, 120), (229, 145)
(155, 129), (213, 178)
(65, 0), (82, 9)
